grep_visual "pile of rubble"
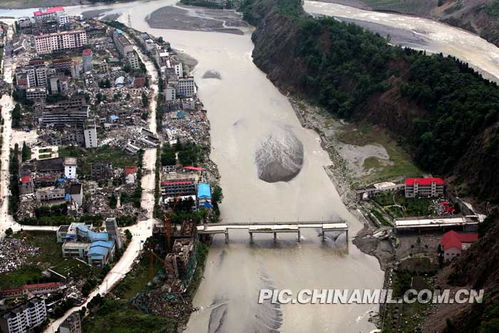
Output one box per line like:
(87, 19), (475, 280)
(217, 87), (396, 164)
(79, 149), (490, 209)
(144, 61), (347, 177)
(131, 288), (195, 320)
(162, 109), (210, 146)
(0, 238), (40, 273)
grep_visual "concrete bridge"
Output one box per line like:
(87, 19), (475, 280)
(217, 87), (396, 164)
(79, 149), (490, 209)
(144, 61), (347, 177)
(196, 221), (349, 246)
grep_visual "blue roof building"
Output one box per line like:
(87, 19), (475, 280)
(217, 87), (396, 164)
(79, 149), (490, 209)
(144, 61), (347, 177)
(197, 183), (211, 200)
(88, 231), (109, 242)
(87, 240), (115, 267)
(197, 183), (212, 209)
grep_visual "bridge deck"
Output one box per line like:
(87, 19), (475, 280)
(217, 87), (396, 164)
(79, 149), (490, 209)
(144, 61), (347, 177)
(197, 222), (348, 234)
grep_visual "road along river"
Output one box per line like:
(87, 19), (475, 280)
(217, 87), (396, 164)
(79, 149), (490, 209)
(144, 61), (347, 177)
(0, 0), (497, 332)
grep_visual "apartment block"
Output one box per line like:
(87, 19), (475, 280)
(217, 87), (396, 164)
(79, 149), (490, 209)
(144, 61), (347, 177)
(176, 77), (196, 98)
(404, 177), (444, 198)
(34, 30), (87, 55)
(84, 127), (98, 148)
(0, 297), (47, 333)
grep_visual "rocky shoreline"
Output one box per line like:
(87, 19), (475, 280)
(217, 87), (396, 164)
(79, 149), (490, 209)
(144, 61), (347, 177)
(289, 98), (395, 270)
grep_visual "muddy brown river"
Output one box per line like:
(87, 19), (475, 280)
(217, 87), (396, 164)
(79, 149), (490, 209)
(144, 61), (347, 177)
(2, 1), (498, 331)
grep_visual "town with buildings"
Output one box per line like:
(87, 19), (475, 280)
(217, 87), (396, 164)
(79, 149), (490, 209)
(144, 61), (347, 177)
(0, 6), (220, 333)
(0, 1), (494, 333)
(352, 174), (487, 331)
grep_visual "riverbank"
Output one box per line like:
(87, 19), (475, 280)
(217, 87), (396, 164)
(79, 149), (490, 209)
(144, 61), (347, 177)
(289, 98), (401, 270)
(146, 4), (248, 35)
(0, 0), (138, 10)
(312, 0), (499, 47)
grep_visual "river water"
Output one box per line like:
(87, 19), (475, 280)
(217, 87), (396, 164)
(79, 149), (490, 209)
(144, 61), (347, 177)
(121, 4), (383, 332)
(1, 1), (497, 332)
(304, 0), (499, 82)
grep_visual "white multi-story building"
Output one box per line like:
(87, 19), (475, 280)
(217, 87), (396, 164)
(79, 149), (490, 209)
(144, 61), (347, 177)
(82, 49), (93, 72)
(34, 30), (87, 55)
(176, 77), (196, 98)
(16, 65), (47, 88)
(84, 127), (98, 148)
(57, 15), (71, 25)
(26, 87), (47, 101)
(127, 51), (140, 70)
(64, 157), (77, 179)
(404, 178), (444, 198)
(174, 62), (183, 78)
(112, 29), (140, 70)
(165, 85), (176, 102)
(0, 297), (47, 333)
(33, 6), (65, 23)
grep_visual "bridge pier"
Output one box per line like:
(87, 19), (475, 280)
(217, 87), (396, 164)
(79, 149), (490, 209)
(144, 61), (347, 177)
(197, 222), (349, 248)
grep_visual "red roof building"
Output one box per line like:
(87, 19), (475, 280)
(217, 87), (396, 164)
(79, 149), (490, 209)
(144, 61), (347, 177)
(0, 282), (62, 298)
(441, 231), (478, 262)
(124, 165), (138, 175)
(404, 177), (444, 198)
(20, 175), (32, 183)
(160, 179), (196, 199)
(405, 178), (444, 186)
(34, 6), (64, 16)
(183, 166), (203, 171)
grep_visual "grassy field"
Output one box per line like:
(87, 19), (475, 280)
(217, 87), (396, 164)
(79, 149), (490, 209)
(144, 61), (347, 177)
(82, 299), (177, 333)
(337, 123), (422, 185)
(112, 255), (162, 299)
(59, 145), (138, 177)
(83, 242), (210, 332)
(0, 231), (99, 289)
(372, 192), (434, 218)
(382, 269), (434, 333)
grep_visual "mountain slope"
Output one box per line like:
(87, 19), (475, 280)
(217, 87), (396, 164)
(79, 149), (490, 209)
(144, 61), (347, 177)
(241, 1), (499, 330)
(322, 0), (499, 47)
(242, 0), (499, 202)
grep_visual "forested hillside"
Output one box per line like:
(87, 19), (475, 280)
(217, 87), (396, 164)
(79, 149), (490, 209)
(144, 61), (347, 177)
(241, 0), (499, 202)
(324, 0), (499, 47)
(240, 0), (499, 331)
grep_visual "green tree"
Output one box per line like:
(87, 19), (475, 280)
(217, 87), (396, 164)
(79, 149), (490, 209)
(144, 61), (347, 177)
(109, 193), (117, 209)
(21, 142), (30, 162)
(141, 91), (149, 108)
(12, 104), (22, 128)
(212, 185), (223, 204)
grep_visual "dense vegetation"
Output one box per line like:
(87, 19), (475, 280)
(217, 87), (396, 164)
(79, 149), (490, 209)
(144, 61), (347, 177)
(486, 0), (499, 17)
(180, 0), (239, 9)
(242, 0), (499, 202)
(161, 140), (206, 167)
(241, 0), (499, 331)
(8, 144), (20, 217)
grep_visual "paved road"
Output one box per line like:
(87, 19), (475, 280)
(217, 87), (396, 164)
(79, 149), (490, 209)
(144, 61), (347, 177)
(44, 32), (161, 333)
(0, 23), (16, 238)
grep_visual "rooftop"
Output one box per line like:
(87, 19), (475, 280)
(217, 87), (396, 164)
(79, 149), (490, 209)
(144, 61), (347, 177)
(441, 230), (478, 250)
(64, 157), (77, 166)
(34, 6), (64, 16)
(405, 177), (444, 186)
(197, 183), (211, 199)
